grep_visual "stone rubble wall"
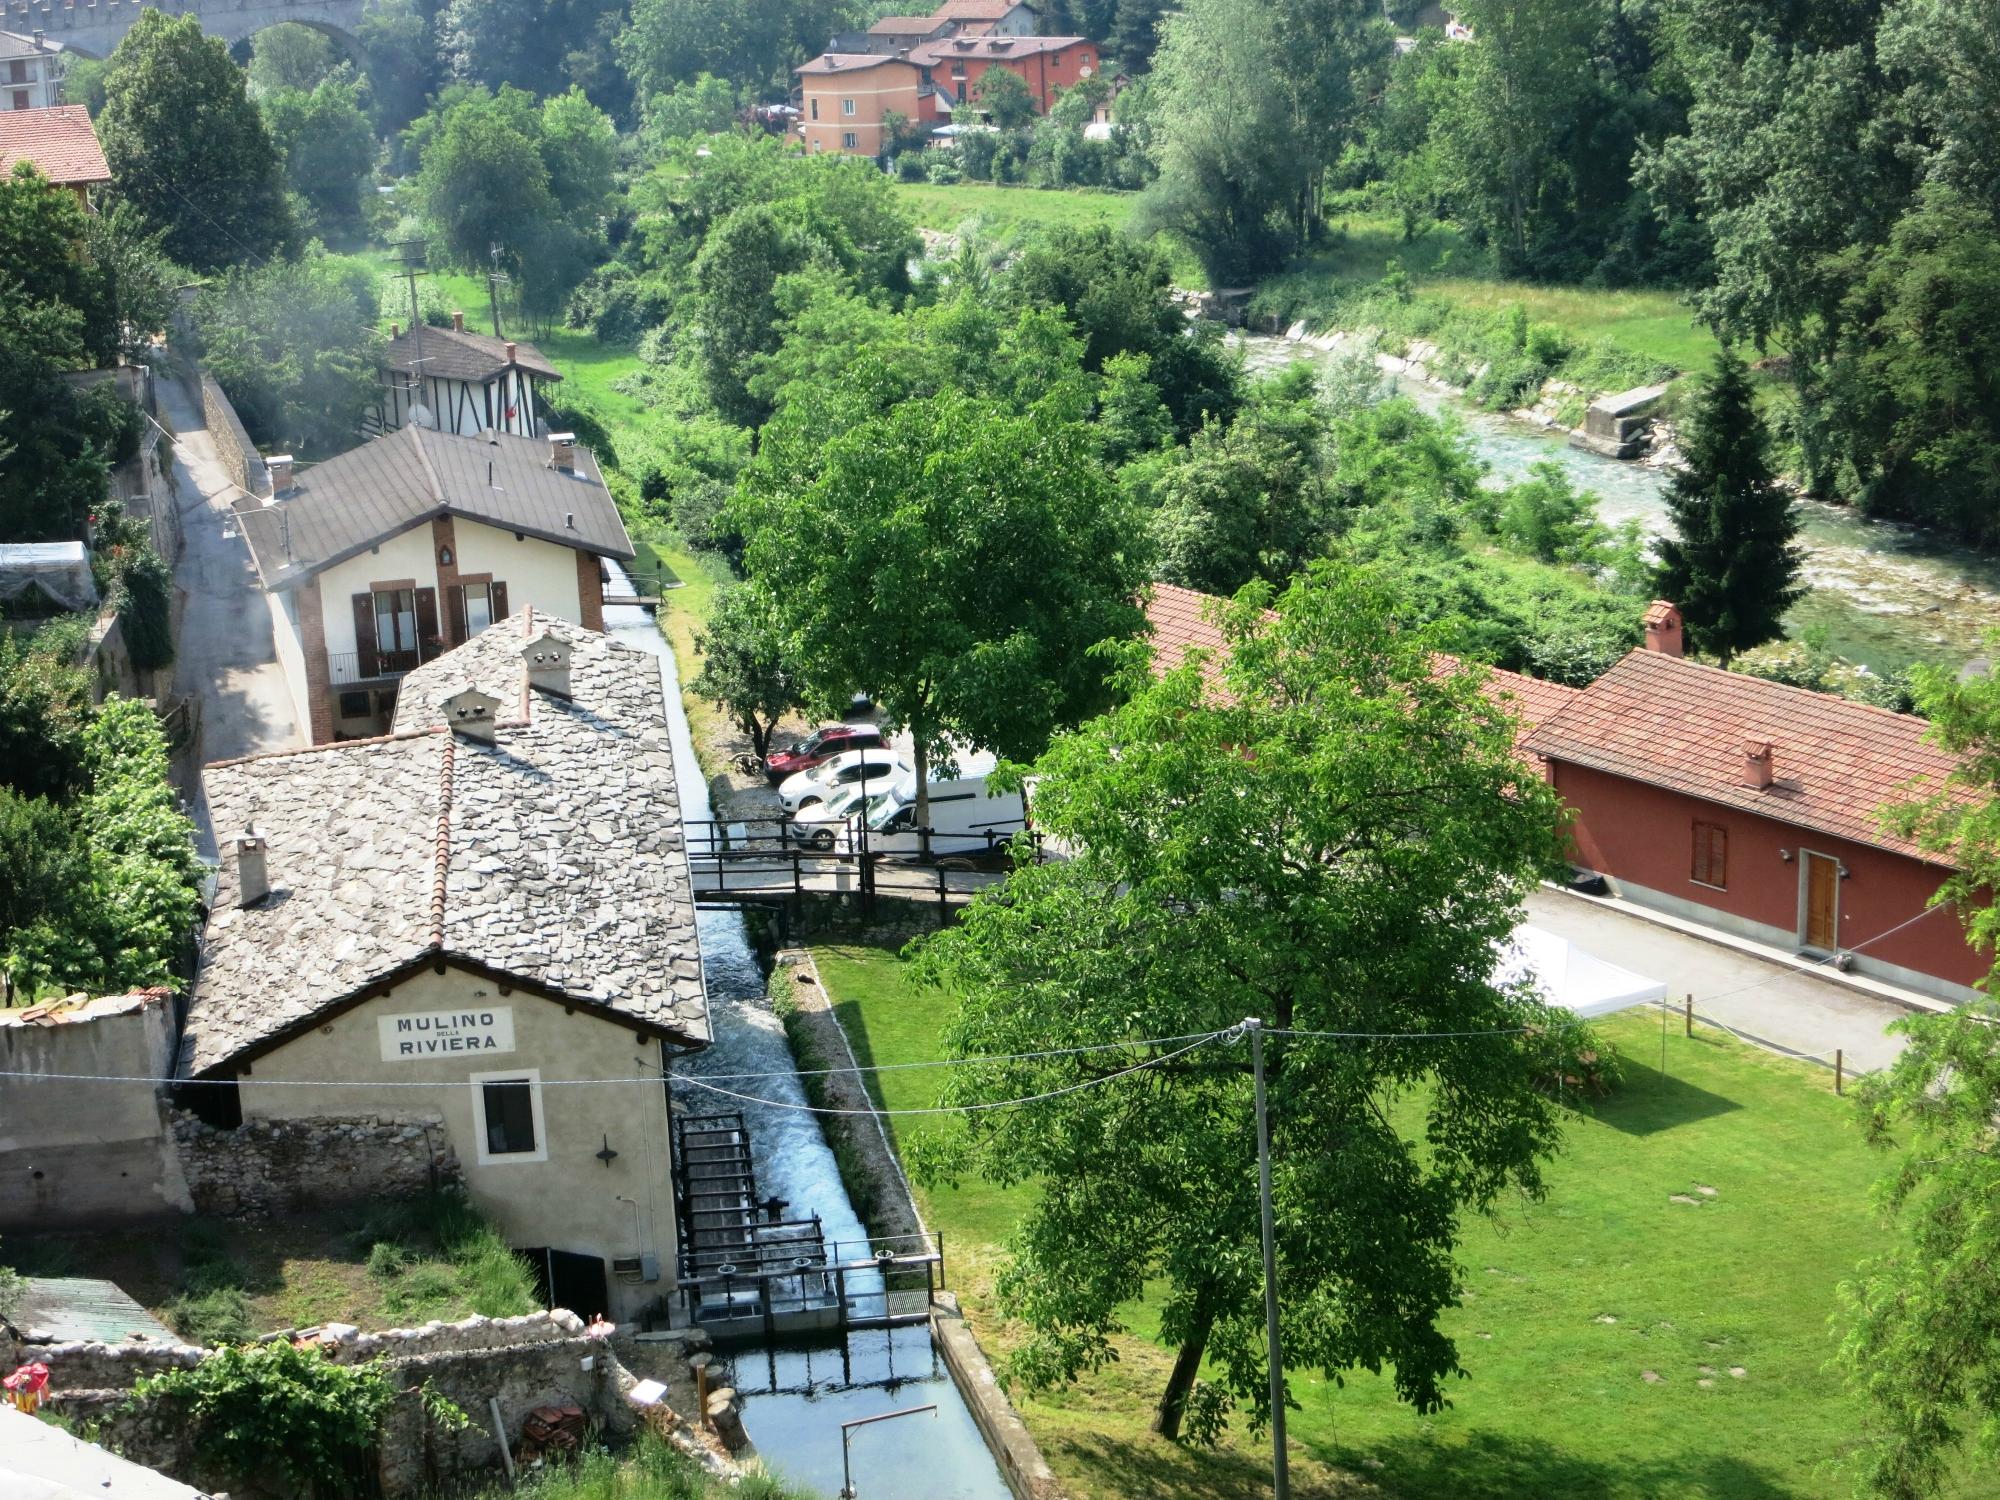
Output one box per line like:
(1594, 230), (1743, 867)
(198, 372), (268, 500)
(171, 1109), (461, 1217)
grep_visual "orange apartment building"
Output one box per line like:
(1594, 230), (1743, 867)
(797, 33), (1101, 155)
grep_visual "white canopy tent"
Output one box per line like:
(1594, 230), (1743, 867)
(1496, 924), (1668, 1018)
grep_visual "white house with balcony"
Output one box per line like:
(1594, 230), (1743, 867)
(0, 31), (66, 112)
(235, 425), (634, 744)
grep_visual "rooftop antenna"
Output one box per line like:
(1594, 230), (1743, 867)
(393, 238), (430, 426)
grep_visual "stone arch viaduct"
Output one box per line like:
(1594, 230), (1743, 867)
(2, 0), (365, 59)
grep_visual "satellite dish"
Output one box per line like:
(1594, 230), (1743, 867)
(1079, 64), (1093, 76)
(410, 403), (436, 430)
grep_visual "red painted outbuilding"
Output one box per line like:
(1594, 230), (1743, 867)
(1524, 606), (1984, 1003)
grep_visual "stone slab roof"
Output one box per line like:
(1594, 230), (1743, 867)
(185, 613), (709, 1075)
(1143, 582), (1578, 756)
(382, 325), (560, 383)
(0, 105), (110, 187)
(237, 424), (632, 592)
(1523, 647), (1961, 861)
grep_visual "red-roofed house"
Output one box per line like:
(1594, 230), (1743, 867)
(1524, 604), (1984, 1001)
(1141, 582), (1580, 767)
(0, 104), (110, 204)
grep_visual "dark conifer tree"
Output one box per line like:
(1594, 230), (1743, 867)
(1653, 350), (1803, 665)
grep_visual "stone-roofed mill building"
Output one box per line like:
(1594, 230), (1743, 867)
(183, 612), (709, 1323)
(238, 424), (633, 744)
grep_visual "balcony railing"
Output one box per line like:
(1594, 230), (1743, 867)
(328, 647), (420, 687)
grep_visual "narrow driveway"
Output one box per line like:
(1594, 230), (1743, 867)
(1527, 887), (1916, 1074)
(161, 372), (301, 853)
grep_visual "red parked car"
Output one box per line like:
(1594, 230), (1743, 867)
(764, 723), (884, 784)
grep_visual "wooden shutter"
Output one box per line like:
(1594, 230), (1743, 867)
(1691, 821), (1727, 888)
(446, 584), (468, 647)
(352, 593), (379, 678)
(489, 580), (509, 621)
(415, 587), (442, 662)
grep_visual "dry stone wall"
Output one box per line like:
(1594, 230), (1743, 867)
(171, 1109), (461, 1216)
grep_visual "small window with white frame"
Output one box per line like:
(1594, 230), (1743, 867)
(842, 97), (857, 116)
(842, 131), (859, 149)
(472, 1068), (547, 1164)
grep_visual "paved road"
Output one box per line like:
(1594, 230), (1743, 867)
(161, 373), (301, 854)
(1527, 887), (1916, 1074)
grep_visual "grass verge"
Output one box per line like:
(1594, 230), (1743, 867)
(462, 1429), (807, 1499)
(812, 939), (1975, 1500)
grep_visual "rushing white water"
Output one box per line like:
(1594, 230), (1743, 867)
(1237, 333), (2000, 676)
(602, 574), (1012, 1499)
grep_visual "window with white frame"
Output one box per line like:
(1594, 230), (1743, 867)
(471, 1068), (547, 1164)
(842, 131), (859, 149)
(463, 582), (494, 636)
(373, 587), (418, 656)
(842, 97), (857, 116)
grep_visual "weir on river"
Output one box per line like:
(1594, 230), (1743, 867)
(1238, 334), (2000, 677)
(602, 577), (1013, 1500)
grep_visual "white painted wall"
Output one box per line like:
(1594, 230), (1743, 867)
(315, 525), (440, 664)
(453, 519), (583, 621)
(239, 964), (682, 1322)
(268, 588), (311, 742)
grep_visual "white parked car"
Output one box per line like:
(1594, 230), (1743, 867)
(776, 747), (912, 814)
(835, 757), (1029, 860)
(788, 783), (874, 850)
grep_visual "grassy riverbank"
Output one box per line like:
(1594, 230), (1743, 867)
(813, 938), (1971, 1500)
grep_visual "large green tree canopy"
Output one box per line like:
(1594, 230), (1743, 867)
(912, 565), (1581, 1441)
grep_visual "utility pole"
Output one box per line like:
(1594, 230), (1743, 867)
(393, 238), (429, 424)
(1246, 1017), (1289, 1500)
(486, 241), (511, 339)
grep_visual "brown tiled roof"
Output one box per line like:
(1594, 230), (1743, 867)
(185, 615), (710, 1074)
(932, 0), (1036, 17)
(868, 14), (947, 32)
(382, 325), (560, 382)
(0, 106), (110, 187)
(1523, 648), (1961, 861)
(910, 34), (1091, 63)
(236, 424), (633, 592)
(1141, 582), (1579, 755)
(796, 52), (917, 74)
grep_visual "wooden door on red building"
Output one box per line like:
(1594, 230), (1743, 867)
(1802, 852), (1839, 950)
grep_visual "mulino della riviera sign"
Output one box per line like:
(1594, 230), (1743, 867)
(378, 1007), (516, 1060)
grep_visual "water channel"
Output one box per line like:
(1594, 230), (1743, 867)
(603, 581), (1013, 1500)
(1237, 333), (2000, 677)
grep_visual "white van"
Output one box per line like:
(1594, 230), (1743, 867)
(838, 750), (1028, 860)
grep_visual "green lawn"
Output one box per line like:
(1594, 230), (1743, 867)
(814, 940), (1986, 1500)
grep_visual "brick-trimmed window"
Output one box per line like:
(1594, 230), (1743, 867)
(1691, 820), (1728, 889)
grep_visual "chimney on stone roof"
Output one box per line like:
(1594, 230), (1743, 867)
(1643, 599), (1684, 657)
(1743, 736), (1775, 790)
(451, 310), (466, 333)
(234, 830), (269, 907)
(441, 687), (502, 745)
(524, 631), (572, 699)
(267, 454), (295, 497)
(548, 432), (577, 473)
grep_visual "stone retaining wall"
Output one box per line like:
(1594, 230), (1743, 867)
(172, 1109), (460, 1216)
(199, 372), (267, 499)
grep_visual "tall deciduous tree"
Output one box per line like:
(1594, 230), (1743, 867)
(1652, 350), (1802, 664)
(97, 11), (295, 271)
(912, 566), (1578, 1440)
(262, 75), (378, 234)
(416, 84), (561, 270)
(738, 389), (1149, 824)
(245, 23), (341, 94)
(690, 580), (802, 762)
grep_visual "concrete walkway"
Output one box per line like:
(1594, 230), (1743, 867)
(1527, 887), (1919, 1075)
(160, 372), (301, 854)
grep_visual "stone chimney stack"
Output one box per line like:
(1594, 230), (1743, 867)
(267, 454), (295, 497)
(1643, 599), (1684, 657)
(1743, 736), (1775, 790)
(505, 340), (517, 363)
(235, 831), (269, 907)
(548, 432), (577, 473)
(451, 309), (466, 333)
(523, 631), (572, 699)
(441, 688), (502, 745)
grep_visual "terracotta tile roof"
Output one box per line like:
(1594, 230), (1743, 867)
(932, 0), (1034, 17)
(0, 105), (110, 187)
(1141, 582), (1579, 755)
(185, 615), (710, 1074)
(1523, 648), (1961, 861)
(868, 14), (947, 32)
(796, 52), (917, 74)
(910, 34), (1091, 64)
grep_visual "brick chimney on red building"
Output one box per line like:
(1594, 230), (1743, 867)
(1644, 599), (1684, 657)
